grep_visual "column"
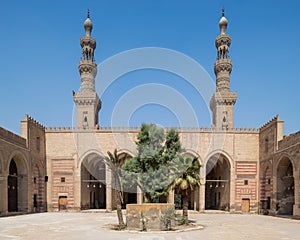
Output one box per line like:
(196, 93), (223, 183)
(0, 175), (8, 215)
(137, 185), (143, 204)
(270, 172), (277, 216)
(168, 189), (175, 204)
(193, 187), (198, 211)
(229, 168), (235, 212)
(199, 180), (205, 213)
(106, 168), (112, 212)
(293, 171), (300, 216)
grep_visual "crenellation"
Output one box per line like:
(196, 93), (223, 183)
(259, 114), (280, 132)
(25, 114), (45, 130)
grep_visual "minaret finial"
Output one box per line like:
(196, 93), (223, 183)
(222, 6), (225, 17)
(87, 9), (90, 19)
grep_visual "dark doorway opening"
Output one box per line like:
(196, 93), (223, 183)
(8, 159), (18, 212)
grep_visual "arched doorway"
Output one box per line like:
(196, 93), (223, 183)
(8, 160), (18, 212)
(7, 155), (28, 213)
(276, 157), (294, 215)
(81, 153), (106, 210)
(260, 166), (272, 213)
(205, 154), (231, 211)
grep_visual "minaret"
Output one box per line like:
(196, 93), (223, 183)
(210, 8), (237, 130)
(73, 10), (101, 130)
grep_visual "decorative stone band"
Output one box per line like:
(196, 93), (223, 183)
(214, 59), (232, 74)
(216, 76), (230, 91)
(73, 97), (101, 107)
(215, 34), (232, 48)
(210, 91), (237, 107)
(78, 61), (97, 75)
(45, 126), (258, 133)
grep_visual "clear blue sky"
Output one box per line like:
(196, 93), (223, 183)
(0, 1), (299, 135)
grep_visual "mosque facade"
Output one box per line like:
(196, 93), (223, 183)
(0, 11), (299, 217)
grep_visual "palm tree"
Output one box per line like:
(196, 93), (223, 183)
(105, 149), (126, 230)
(170, 157), (201, 224)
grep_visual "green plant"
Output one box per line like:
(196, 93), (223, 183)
(140, 212), (148, 231)
(122, 125), (184, 203)
(105, 149), (126, 230)
(160, 207), (176, 230)
(169, 157), (201, 224)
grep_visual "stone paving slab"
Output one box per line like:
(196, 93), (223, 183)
(0, 212), (299, 240)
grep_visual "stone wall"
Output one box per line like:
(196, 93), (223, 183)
(0, 115), (47, 216)
(126, 203), (175, 231)
(45, 126), (259, 213)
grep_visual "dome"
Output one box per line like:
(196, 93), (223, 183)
(84, 17), (93, 31)
(219, 16), (228, 27)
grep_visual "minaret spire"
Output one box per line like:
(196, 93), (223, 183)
(73, 12), (101, 130)
(210, 9), (237, 130)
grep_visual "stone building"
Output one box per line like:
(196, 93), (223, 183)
(0, 115), (47, 215)
(0, 11), (299, 217)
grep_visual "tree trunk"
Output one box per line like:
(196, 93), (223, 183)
(116, 191), (126, 230)
(182, 193), (189, 223)
(115, 173), (125, 230)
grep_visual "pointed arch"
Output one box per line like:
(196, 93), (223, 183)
(276, 156), (295, 215)
(6, 150), (28, 175)
(80, 151), (106, 210)
(117, 149), (135, 158)
(7, 150), (29, 212)
(204, 150), (234, 168)
(204, 150), (233, 211)
(183, 149), (203, 166)
(276, 154), (296, 174)
(77, 148), (105, 168)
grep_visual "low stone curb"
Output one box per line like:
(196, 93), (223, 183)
(105, 223), (204, 233)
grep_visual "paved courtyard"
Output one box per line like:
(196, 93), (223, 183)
(0, 212), (299, 240)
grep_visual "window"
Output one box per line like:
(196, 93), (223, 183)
(36, 137), (40, 151)
(264, 138), (269, 154)
(34, 177), (37, 184)
(83, 111), (88, 129)
(268, 179), (271, 185)
(244, 180), (249, 185)
(61, 177), (66, 183)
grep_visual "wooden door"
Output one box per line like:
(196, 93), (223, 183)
(242, 198), (250, 213)
(59, 196), (67, 210)
(8, 176), (18, 212)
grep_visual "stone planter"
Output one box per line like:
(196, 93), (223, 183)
(126, 203), (175, 231)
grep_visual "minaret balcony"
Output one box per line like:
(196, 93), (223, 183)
(214, 59), (232, 75)
(78, 61), (97, 75)
(80, 36), (96, 49)
(215, 34), (231, 48)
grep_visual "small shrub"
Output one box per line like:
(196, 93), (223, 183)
(160, 208), (176, 231)
(140, 212), (148, 231)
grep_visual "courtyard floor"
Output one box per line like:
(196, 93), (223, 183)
(0, 212), (299, 240)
